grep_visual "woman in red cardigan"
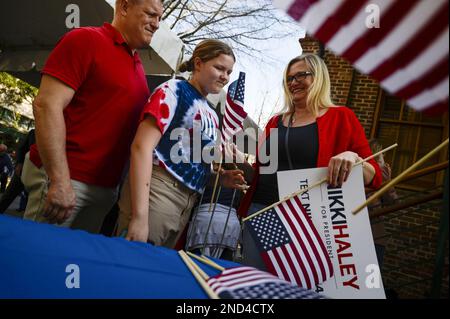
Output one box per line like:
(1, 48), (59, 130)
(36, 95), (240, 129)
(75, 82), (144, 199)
(236, 53), (382, 270)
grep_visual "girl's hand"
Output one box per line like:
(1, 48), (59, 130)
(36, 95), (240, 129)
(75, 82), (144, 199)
(219, 168), (247, 190)
(126, 215), (149, 243)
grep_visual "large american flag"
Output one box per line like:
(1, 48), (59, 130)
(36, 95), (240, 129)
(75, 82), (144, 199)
(245, 195), (333, 290)
(207, 266), (325, 299)
(273, 0), (449, 114)
(221, 72), (248, 147)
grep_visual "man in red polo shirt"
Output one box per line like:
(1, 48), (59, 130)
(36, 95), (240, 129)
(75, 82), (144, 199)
(21, 0), (164, 233)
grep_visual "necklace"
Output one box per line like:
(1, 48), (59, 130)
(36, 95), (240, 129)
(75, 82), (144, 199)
(290, 110), (318, 126)
(285, 113), (295, 170)
(291, 113), (297, 125)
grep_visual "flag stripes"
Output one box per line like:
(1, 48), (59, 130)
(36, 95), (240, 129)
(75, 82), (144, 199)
(273, 0), (449, 114)
(221, 72), (248, 147)
(206, 265), (325, 299)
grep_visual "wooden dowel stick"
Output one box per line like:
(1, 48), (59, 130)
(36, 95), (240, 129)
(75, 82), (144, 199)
(200, 254), (226, 272)
(352, 139), (448, 215)
(183, 253), (210, 281)
(209, 157), (223, 213)
(186, 251), (225, 271)
(178, 250), (219, 299)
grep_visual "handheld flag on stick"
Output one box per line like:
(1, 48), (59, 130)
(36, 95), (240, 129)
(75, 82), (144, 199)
(221, 71), (248, 147)
(204, 72), (248, 254)
(245, 194), (333, 290)
(241, 144), (398, 289)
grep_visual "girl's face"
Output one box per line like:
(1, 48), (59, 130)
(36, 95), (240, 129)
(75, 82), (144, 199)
(192, 54), (235, 96)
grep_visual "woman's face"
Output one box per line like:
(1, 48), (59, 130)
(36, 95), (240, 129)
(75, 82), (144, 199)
(193, 54), (235, 96)
(286, 60), (314, 106)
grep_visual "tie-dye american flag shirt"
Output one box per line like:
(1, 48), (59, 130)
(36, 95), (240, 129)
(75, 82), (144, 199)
(141, 79), (219, 193)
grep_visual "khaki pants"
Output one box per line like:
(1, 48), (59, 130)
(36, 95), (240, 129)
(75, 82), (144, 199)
(117, 165), (199, 248)
(21, 153), (118, 234)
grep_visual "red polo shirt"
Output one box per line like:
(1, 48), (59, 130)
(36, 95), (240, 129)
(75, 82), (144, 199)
(30, 23), (149, 187)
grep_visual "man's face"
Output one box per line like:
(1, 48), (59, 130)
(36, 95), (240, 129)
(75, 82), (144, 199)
(123, 0), (163, 50)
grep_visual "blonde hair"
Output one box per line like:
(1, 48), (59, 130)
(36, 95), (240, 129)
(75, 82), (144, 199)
(280, 53), (333, 117)
(178, 39), (235, 73)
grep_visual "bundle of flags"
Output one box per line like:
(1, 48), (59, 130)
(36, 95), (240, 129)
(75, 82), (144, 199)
(207, 265), (325, 299)
(221, 71), (248, 148)
(273, 0), (449, 114)
(245, 194), (333, 290)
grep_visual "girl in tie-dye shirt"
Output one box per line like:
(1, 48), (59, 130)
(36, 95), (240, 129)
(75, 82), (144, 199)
(117, 39), (246, 246)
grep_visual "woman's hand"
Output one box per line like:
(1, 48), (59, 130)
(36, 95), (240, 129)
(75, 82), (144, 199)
(126, 214), (149, 243)
(328, 151), (361, 187)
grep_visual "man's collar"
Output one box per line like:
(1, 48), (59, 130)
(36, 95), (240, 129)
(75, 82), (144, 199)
(103, 23), (137, 56)
(103, 23), (127, 46)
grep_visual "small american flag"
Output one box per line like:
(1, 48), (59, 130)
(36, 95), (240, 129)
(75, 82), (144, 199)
(273, 0), (448, 114)
(221, 72), (248, 147)
(245, 195), (333, 289)
(207, 266), (325, 299)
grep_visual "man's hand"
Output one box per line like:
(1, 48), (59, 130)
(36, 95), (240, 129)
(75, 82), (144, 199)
(126, 215), (149, 243)
(219, 168), (247, 190)
(43, 181), (76, 224)
(33, 74), (76, 224)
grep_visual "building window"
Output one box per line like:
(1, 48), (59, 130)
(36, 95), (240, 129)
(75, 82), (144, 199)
(372, 90), (448, 190)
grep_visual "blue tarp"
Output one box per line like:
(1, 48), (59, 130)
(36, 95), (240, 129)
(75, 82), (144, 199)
(0, 215), (238, 298)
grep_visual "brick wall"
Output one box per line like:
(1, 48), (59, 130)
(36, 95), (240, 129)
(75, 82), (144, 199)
(299, 34), (448, 299)
(323, 50), (353, 107)
(347, 73), (379, 136)
(373, 190), (448, 299)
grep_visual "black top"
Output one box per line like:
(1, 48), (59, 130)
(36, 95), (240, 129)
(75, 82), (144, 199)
(252, 117), (319, 205)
